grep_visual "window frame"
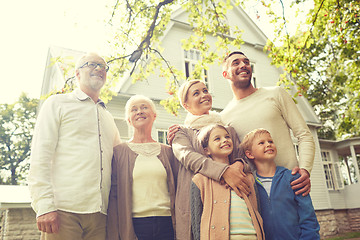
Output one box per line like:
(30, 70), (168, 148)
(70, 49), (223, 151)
(321, 150), (344, 190)
(157, 129), (168, 145)
(183, 49), (210, 89)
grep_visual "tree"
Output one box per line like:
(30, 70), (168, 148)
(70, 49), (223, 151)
(265, 0), (359, 139)
(0, 93), (38, 185)
(56, 0), (244, 114)
(52, 0), (358, 139)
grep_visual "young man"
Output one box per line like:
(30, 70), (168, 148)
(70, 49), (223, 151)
(240, 129), (320, 240)
(28, 53), (121, 239)
(221, 51), (315, 196)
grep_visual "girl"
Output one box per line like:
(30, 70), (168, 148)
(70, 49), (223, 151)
(191, 124), (264, 240)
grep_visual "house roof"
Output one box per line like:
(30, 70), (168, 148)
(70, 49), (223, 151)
(0, 185), (32, 209)
(319, 137), (360, 156)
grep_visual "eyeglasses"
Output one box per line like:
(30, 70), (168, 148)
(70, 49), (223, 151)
(79, 61), (109, 72)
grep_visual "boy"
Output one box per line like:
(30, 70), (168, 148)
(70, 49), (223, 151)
(240, 128), (320, 240)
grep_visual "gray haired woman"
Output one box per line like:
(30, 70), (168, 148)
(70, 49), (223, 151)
(107, 95), (178, 240)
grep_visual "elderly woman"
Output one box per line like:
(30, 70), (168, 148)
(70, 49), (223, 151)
(170, 80), (252, 240)
(107, 95), (178, 240)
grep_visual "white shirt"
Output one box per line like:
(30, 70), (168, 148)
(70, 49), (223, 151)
(28, 89), (121, 217)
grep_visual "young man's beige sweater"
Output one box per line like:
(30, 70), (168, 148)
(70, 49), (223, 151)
(221, 86), (315, 173)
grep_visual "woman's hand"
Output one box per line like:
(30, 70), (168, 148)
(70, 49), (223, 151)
(291, 167), (311, 196)
(222, 161), (251, 196)
(167, 124), (180, 145)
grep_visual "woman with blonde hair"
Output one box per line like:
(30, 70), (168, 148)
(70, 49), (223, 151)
(169, 80), (251, 239)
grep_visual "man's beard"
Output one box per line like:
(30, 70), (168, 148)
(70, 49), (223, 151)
(233, 77), (252, 89)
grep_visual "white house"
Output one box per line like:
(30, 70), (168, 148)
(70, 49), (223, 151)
(1, 2), (359, 239)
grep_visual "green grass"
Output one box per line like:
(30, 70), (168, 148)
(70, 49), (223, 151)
(324, 232), (360, 240)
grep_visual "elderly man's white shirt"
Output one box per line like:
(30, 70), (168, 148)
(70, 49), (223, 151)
(28, 89), (121, 217)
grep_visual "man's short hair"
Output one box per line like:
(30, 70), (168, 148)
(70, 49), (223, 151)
(222, 51), (246, 71)
(75, 52), (105, 70)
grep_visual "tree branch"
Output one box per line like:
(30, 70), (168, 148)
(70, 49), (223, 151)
(108, 0), (121, 25)
(302, 0), (325, 51)
(150, 47), (180, 86)
(129, 0), (175, 64)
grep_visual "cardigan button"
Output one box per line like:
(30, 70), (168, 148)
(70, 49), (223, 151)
(224, 200), (227, 203)
(211, 225), (215, 229)
(222, 227), (226, 230)
(214, 200), (217, 204)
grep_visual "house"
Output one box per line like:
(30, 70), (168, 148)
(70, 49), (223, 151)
(2, 2), (359, 239)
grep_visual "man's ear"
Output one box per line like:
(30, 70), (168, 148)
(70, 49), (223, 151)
(245, 150), (254, 160)
(75, 69), (80, 80)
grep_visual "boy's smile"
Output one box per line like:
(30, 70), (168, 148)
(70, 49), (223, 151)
(246, 132), (277, 162)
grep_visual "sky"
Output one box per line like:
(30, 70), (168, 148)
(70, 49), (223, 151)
(0, 0), (113, 104)
(0, 0), (311, 104)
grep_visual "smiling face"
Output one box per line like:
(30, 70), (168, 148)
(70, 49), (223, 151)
(127, 99), (156, 130)
(183, 82), (212, 115)
(245, 132), (277, 163)
(222, 53), (252, 89)
(76, 53), (107, 92)
(204, 127), (233, 160)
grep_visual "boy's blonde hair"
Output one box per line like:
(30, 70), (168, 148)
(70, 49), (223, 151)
(240, 128), (271, 156)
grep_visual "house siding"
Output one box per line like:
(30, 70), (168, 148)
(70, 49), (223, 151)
(309, 127), (332, 210)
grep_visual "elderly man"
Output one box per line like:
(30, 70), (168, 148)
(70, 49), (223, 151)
(28, 52), (121, 240)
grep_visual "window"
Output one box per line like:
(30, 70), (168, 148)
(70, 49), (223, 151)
(184, 49), (209, 88)
(157, 129), (168, 144)
(321, 151), (344, 190)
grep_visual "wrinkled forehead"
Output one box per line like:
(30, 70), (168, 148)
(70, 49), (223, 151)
(130, 99), (151, 108)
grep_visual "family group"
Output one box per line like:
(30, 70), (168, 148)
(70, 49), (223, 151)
(28, 51), (320, 240)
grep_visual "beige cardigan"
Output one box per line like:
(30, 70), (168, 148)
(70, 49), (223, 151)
(192, 173), (265, 240)
(172, 125), (241, 240)
(107, 143), (178, 240)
